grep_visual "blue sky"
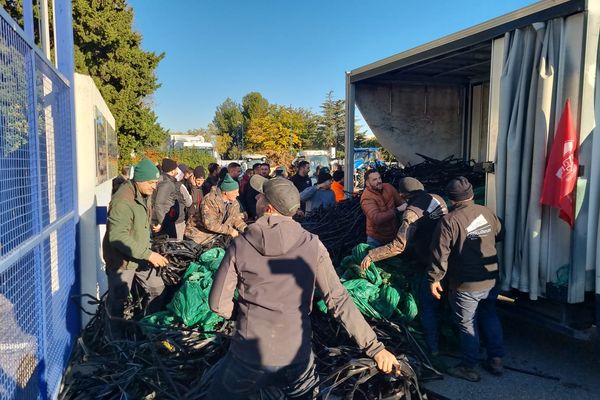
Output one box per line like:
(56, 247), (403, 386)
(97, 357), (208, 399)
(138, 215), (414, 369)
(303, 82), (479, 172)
(128, 0), (537, 133)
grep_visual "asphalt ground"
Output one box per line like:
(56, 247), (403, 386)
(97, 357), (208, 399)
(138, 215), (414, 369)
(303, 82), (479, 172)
(422, 315), (600, 400)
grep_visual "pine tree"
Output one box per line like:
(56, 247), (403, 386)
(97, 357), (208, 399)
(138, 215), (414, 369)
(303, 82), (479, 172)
(72, 0), (166, 162)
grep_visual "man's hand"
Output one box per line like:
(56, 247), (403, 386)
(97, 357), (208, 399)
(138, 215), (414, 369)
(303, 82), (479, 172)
(148, 252), (168, 268)
(151, 224), (161, 233)
(317, 180), (331, 190)
(430, 282), (443, 300)
(230, 229), (239, 238)
(360, 255), (372, 270)
(373, 349), (400, 374)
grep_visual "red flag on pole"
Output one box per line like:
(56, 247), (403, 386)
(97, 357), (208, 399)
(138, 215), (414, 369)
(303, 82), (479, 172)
(540, 99), (579, 227)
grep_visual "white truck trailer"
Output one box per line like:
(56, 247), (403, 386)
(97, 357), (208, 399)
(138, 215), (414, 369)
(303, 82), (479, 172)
(344, 0), (600, 336)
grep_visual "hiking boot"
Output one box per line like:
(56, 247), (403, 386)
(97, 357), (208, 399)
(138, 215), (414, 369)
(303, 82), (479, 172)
(483, 357), (503, 376)
(429, 352), (449, 373)
(447, 365), (481, 382)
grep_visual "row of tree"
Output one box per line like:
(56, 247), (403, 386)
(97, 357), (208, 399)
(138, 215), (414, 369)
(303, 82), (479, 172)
(174, 91), (375, 166)
(1, 1), (384, 167)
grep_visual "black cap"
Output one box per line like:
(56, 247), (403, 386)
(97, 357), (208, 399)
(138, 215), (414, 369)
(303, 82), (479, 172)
(445, 176), (474, 201)
(161, 158), (177, 173)
(332, 170), (344, 182)
(178, 163), (190, 174)
(317, 172), (333, 185)
(250, 176), (300, 216)
(398, 177), (424, 194)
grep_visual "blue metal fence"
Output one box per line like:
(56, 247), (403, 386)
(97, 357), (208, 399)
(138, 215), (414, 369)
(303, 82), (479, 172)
(0, 10), (78, 400)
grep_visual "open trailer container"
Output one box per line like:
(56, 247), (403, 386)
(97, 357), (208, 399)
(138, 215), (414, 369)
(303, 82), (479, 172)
(344, 0), (600, 336)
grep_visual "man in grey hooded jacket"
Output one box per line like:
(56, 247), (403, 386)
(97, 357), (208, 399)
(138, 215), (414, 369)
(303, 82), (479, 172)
(206, 176), (399, 399)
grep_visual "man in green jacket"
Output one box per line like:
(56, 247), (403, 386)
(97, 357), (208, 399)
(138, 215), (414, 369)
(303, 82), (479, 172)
(102, 159), (169, 333)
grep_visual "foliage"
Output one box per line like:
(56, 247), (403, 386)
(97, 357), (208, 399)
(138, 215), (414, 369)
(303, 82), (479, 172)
(317, 91), (345, 149)
(296, 108), (320, 149)
(1, 0), (170, 164)
(242, 92), (269, 123)
(0, 30), (29, 156)
(134, 147), (215, 171)
(363, 137), (396, 162)
(212, 98), (244, 159)
(71, 0), (167, 164)
(168, 148), (216, 170)
(245, 107), (301, 154)
(206, 91), (373, 161)
(137, 148), (166, 164)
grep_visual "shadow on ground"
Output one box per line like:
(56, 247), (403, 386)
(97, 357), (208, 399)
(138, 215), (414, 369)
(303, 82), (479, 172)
(423, 314), (600, 400)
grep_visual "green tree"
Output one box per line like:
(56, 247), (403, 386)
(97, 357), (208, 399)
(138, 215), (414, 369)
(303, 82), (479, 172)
(73, 0), (167, 163)
(245, 108), (301, 153)
(363, 136), (395, 162)
(242, 92), (269, 123)
(317, 91), (369, 156)
(296, 108), (320, 149)
(0, 29), (29, 156)
(168, 148), (216, 170)
(354, 124), (368, 148)
(317, 91), (345, 150)
(213, 98), (243, 159)
(1, 0), (168, 163)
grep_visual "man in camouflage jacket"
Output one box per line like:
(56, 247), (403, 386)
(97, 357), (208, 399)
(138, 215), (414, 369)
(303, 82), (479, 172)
(186, 174), (247, 244)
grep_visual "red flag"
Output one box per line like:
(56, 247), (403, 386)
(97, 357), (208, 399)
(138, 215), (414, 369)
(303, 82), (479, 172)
(540, 99), (579, 227)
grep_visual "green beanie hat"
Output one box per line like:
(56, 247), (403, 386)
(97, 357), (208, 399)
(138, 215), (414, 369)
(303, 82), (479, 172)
(219, 173), (239, 192)
(133, 158), (160, 182)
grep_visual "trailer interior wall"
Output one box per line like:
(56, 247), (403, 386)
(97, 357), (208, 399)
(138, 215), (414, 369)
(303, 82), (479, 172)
(355, 83), (464, 166)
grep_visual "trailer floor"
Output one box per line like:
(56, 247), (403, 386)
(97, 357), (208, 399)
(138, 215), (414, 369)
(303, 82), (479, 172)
(422, 315), (600, 400)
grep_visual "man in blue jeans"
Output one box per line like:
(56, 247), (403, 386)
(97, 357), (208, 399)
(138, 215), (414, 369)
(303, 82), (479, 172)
(429, 177), (504, 382)
(360, 177), (448, 356)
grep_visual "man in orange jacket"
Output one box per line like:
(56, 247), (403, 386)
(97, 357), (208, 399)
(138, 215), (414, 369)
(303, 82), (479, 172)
(331, 170), (346, 203)
(360, 169), (403, 247)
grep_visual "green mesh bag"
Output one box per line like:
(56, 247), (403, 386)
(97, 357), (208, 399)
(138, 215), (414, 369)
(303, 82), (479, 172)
(351, 243), (372, 263)
(397, 292), (418, 321)
(372, 285), (400, 319)
(342, 279), (381, 319)
(198, 247), (226, 271)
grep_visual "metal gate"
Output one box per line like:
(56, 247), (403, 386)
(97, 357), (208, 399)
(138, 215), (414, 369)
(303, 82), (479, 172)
(0, 8), (78, 400)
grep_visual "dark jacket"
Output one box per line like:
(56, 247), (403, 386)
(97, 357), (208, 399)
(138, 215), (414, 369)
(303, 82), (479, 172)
(360, 183), (402, 243)
(429, 200), (503, 291)
(290, 173), (313, 211)
(244, 184), (260, 219)
(209, 214), (384, 366)
(152, 174), (184, 228)
(186, 186), (247, 244)
(111, 175), (127, 196)
(102, 181), (153, 271)
(187, 183), (203, 220)
(369, 191), (447, 263)
(299, 185), (336, 213)
(290, 173), (312, 193)
(201, 176), (218, 196)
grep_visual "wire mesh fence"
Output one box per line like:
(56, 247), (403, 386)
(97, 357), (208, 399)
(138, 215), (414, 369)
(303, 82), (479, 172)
(0, 10), (78, 400)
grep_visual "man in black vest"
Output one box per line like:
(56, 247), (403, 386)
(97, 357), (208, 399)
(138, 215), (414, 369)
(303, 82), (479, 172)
(429, 177), (504, 382)
(206, 176), (400, 399)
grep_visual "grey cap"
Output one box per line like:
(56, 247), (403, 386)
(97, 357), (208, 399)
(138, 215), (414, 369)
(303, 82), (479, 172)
(250, 176), (300, 216)
(398, 177), (424, 194)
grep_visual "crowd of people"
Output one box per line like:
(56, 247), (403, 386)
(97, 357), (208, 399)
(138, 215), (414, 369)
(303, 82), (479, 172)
(102, 156), (504, 397)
